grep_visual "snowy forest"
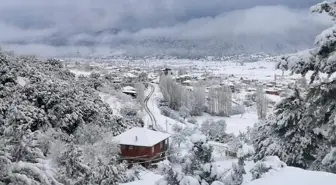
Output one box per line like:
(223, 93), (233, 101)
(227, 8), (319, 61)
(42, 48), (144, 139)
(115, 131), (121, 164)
(2, 1), (336, 185)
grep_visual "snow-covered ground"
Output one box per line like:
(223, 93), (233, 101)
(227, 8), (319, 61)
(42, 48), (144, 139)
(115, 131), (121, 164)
(246, 167), (336, 185)
(122, 160), (336, 185)
(194, 112), (258, 136)
(122, 171), (162, 185)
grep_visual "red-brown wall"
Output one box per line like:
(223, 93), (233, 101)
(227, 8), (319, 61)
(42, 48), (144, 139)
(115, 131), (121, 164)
(120, 139), (169, 159)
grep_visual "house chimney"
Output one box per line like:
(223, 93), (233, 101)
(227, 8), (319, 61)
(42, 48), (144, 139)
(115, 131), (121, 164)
(135, 136), (138, 141)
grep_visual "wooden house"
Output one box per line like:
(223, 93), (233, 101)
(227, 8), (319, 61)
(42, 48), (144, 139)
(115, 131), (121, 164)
(114, 127), (170, 166)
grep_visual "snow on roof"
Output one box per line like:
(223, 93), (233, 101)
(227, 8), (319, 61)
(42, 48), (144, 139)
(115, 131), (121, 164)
(182, 80), (192, 83)
(161, 68), (172, 71)
(114, 127), (170, 147)
(124, 73), (137, 78)
(220, 81), (234, 86)
(122, 86), (136, 91)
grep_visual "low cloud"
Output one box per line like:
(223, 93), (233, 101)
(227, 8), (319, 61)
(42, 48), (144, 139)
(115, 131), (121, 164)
(0, 0), (331, 56)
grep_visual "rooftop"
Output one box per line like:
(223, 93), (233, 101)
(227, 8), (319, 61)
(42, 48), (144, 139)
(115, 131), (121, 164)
(114, 127), (170, 147)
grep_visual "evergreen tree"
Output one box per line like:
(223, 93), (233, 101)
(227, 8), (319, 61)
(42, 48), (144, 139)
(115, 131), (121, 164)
(224, 162), (245, 185)
(197, 163), (222, 185)
(182, 134), (214, 176)
(87, 158), (129, 185)
(253, 89), (315, 168)
(156, 167), (184, 185)
(57, 142), (90, 184)
(0, 104), (61, 185)
(255, 1), (336, 170)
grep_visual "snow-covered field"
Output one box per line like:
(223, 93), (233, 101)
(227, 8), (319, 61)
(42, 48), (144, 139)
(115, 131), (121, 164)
(194, 113), (258, 135)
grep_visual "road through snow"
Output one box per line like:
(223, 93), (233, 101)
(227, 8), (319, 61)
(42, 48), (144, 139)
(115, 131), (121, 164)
(144, 83), (157, 129)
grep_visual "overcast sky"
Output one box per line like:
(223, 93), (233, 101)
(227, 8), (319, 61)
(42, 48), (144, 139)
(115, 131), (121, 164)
(0, 0), (331, 56)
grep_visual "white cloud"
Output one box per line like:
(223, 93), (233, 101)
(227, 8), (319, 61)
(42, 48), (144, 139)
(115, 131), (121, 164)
(0, 0), (331, 56)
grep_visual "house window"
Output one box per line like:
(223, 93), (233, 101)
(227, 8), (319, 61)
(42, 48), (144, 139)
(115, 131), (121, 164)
(121, 145), (125, 149)
(129, 146), (133, 150)
(152, 146), (154, 153)
(160, 142), (163, 149)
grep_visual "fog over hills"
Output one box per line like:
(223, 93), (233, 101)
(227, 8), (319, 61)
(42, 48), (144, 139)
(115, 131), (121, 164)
(0, 0), (332, 57)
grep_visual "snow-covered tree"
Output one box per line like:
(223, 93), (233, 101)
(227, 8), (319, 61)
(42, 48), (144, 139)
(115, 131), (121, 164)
(250, 156), (286, 180)
(296, 77), (308, 89)
(0, 50), (139, 184)
(160, 75), (184, 110)
(57, 142), (90, 184)
(253, 89), (312, 168)
(200, 119), (227, 142)
(86, 158), (130, 185)
(0, 128), (61, 185)
(223, 162), (245, 185)
(156, 166), (189, 185)
(255, 85), (267, 120)
(197, 163), (223, 185)
(74, 124), (105, 145)
(135, 83), (145, 110)
(182, 134), (214, 176)
(188, 87), (206, 116)
(224, 142), (254, 185)
(322, 148), (336, 173)
(179, 106), (191, 120)
(207, 86), (232, 116)
(273, 5), (336, 169)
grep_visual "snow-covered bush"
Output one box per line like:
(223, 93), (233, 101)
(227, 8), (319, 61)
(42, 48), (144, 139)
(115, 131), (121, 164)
(223, 162), (245, 185)
(197, 163), (224, 185)
(182, 133), (214, 176)
(56, 142), (90, 184)
(250, 156), (286, 180)
(237, 143), (255, 160)
(322, 148), (336, 173)
(156, 167), (185, 185)
(264, 1), (336, 170)
(74, 124), (105, 145)
(160, 106), (185, 123)
(200, 119), (227, 142)
(230, 104), (245, 116)
(120, 105), (144, 127)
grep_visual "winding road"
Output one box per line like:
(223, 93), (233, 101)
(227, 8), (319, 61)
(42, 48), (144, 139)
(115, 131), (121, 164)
(144, 83), (157, 130)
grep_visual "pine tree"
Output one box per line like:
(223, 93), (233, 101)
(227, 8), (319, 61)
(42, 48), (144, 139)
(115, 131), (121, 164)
(254, 1), (336, 170)
(253, 89), (315, 168)
(0, 104), (61, 185)
(182, 134), (214, 176)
